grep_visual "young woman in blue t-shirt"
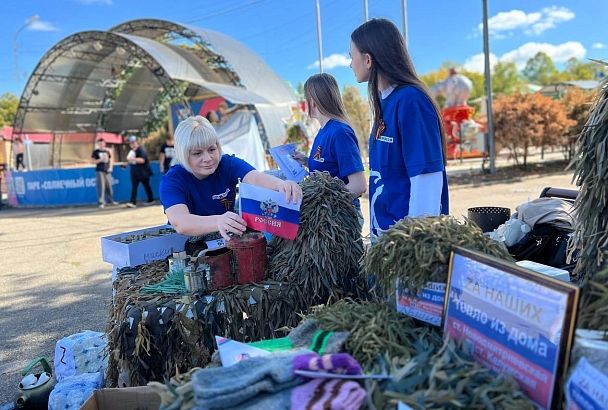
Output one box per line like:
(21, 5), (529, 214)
(295, 73), (366, 200)
(160, 116), (301, 240)
(349, 18), (449, 239)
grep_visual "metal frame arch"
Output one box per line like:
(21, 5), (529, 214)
(12, 30), (191, 137)
(110, 19), (243, 87)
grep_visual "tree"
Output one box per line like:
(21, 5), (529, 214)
(0, 92), (19, 127)
(342, 85), (370, 158)
(492, 62), (524, 95)
(522, 52), (559, 85)
(562, 58), (596, 81)
(493, 93), (574, 167)
(561, 88), (596, 160)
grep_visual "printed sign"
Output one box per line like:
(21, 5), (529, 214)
(443, 247), (579, 410)
(269, 143), (308, 183)
(565, 357), (608, 410)
(396, 281), (445, 326)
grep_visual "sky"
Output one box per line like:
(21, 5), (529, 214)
(0, 0), (607, 98)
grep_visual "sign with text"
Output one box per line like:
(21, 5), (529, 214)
(443, 247), (579, 410)
(269, 143), (308, 183)
(396, 281), (445, 326)
(565, 357), (608, 410)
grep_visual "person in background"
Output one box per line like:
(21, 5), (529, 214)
(295, 73), (366, 219)
(160, 116), (301, 240)
(205, 110), (220, 127)
(91, 138), (117, 208)
(349, 18), (449, 240)
(159, 134), (175, 174)
(14, 136), (25, 171)
(126, 135), (154, 208)
(217, 101), (245, 124)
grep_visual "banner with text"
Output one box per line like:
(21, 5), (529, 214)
(444, 248), (578, 409)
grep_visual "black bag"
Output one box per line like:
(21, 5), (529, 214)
(507, 224), (575, 272)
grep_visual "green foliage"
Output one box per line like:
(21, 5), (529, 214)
(492, 61), (524, 95)
(562, 58), (597, 81)
(342, 85), (370, 157)
(523, 52), (559, 85)
(0, 92), (19, 127)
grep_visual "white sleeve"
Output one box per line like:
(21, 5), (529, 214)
(409, 171), (443, 217)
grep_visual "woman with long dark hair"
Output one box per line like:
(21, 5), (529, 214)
(350, 18), (449, 239)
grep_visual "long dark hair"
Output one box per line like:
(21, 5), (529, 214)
(351, 18), (446, 158)
(304, 73), (350, 125)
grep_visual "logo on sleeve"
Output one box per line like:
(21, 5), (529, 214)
(212, 188), (232, 210)
(313, 146), (325, 162)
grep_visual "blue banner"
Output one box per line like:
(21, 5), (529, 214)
(6, 162), (162, 207)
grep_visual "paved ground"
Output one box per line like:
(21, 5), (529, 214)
(0, 156), (576, 403)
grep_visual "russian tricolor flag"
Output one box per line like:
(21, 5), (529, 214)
(239, 182), (301, 240)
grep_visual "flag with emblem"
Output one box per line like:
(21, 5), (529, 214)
(239, 182), (300, 240)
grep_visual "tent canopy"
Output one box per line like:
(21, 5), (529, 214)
(13, 19), (296, 147)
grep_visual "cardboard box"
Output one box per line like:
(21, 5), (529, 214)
(80, 386), (161, 410)
(101, 225), (189, 268)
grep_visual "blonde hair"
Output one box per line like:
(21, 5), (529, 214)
(174, 116), (221, 174)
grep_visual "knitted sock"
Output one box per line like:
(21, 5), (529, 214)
(291, 378), (366, 410)
(288, 320), (349, 354)
(192, 353), (303, 409)
(293, 353), (362, 375)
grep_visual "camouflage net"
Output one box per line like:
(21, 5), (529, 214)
(106, 261), (309, 387)
(268, 172), (367, 304)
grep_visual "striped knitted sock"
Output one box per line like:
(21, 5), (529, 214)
(293, 353), (362, 375)
(291, 378), (366, 410)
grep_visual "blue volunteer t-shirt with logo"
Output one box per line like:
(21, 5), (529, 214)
(160, 154), (255, 215)
(308, 119), (364, 206)
(369, 85), (449, 237)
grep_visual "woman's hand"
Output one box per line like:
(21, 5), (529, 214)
(292, 151), (308, 166)
(216, 211), (247, 240)
(278, 180), (302, 204)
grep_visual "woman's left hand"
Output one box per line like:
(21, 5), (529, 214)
(278, 180), (302, 204)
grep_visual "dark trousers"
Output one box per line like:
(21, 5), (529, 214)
(15, 153), (25, 170)
(130, 175), (153, 204)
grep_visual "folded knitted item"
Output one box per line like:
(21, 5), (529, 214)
(193, 352), (304, 409)
(291, 379), (366, 410)
(288, 320), (350, 354)
(293, 353), (362, 375)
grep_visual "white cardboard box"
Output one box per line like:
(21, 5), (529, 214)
(101, 225), (189, 268)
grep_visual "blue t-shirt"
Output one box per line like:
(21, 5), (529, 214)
(368, 86), (449, 237)
(160, 154), (255, 216)
(308, 119), (364, 207)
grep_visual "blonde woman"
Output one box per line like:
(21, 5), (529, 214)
(160, 116), (301, 240)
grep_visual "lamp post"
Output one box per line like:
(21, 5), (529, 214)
(13, 14), (39, 81)
(481, 0), (495, 174)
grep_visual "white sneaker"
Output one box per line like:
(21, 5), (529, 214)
(98, 204), (105, 209)
(126, 203), (136, 208)
(111, 201), (119, 206)
(143, 200), (155, 206)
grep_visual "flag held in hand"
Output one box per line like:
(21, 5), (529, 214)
(239, 182), (301, 240)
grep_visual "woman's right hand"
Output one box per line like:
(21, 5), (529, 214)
(216, 212), (247, 240)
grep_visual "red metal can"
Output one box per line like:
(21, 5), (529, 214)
(227, 232), (267, 284)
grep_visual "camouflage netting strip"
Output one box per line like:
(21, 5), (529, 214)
(577, 267), (608, 337)
(363, 216), (513, 295)
(366, 338), (536, 410)
(106, 261), (310, 387)
(571, 73), (608, 282)
(308, 300), (535, 410)
(309, 299), (443, 372)
(269, 172), (367, 304)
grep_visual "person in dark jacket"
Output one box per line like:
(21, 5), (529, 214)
(126, 135), (154, 208)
